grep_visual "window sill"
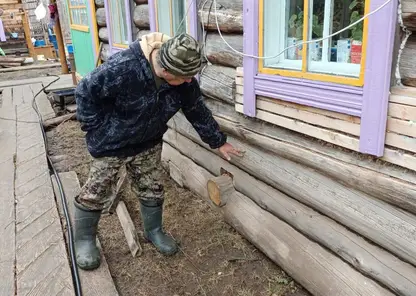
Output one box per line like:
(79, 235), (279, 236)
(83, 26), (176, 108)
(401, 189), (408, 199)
(70, 24), (89, 33)
(254, 73), (363, 117)
(263, 60), (361, 78)
(112, 43), (129, 49)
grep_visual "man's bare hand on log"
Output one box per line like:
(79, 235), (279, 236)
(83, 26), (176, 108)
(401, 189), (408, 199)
(219, 143), (244, 161)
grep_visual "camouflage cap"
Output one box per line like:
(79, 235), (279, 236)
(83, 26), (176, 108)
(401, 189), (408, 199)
(159, 33), (202, 77)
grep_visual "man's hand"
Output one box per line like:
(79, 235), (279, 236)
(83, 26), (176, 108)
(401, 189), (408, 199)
(218, 142), (244, 161)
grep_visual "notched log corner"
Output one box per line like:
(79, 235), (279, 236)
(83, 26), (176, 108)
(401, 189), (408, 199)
(207, 174), (235, 207)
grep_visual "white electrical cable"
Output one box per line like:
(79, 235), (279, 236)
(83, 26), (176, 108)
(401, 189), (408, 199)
(212, 0), (394, 59)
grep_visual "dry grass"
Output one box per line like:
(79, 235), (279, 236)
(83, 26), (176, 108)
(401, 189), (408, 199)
(47, 120), (309, 296)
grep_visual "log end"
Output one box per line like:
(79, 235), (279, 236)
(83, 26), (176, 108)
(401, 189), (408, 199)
(207, 174), (235, 207)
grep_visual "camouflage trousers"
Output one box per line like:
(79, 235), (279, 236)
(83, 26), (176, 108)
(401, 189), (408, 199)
(76, 143), (164, 211)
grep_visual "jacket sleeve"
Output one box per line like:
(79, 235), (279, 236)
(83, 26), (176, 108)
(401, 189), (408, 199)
(75, 70), (114, 132)
(180, 78), (227, 149)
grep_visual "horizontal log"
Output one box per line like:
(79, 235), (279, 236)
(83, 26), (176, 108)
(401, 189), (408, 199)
(136, 29), (151, 41)
(99, 27), (108, 42)
(165, 112), (416, 266)
(0, 62), (22, 68)
(400, 34), (416, 87)
(133, 4), (150, 29)
(0, 56), (25, 63)
(43, 113), (76, 129)
(402, 12), (416, 31)
(0, 63), (61, 73)
(207, 97), (416, 184)
(402, 0), (416, 13)
(95, 0), (104, 8)
(134, 0), (147, 3)
(197, 0), (243, 11)
(198, 1), (243, 33)
(96, 7), (106, 27)
(200, 65), (235, 104)
(162, 143), (395, 296)
(101, 43), (110, 62)
(205, 33), (242, 68)
(209, 105), (416, 213)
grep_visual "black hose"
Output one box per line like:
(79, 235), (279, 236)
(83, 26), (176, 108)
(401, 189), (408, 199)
(31, 75), (83, 296)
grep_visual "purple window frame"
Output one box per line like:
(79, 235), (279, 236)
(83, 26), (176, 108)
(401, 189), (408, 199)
(104, 0), (134, 55)
(243, 0), (398, 157)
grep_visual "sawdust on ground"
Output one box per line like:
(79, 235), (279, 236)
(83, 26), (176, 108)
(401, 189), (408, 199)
(47, 120), (310, 296)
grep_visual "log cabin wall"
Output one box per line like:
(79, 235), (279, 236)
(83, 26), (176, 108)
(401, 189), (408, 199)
(160, 1), (416, 295)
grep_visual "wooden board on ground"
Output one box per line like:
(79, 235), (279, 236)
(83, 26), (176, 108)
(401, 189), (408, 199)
(51, 171), (119, 296)
(116, 201), (142, 257)
(0, 75), (73, 89)
(31, 83), (56, 120)
(0, 62), (61, 73)
(14, 96), (74, 295)
(0, 158), (16, 296)
(66, 104), (77, 113)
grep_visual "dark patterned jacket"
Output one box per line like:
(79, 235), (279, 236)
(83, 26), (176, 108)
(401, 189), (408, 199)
(75, 40), (226, 158)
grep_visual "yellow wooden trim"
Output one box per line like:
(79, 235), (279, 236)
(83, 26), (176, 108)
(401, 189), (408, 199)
(68, 5), (86, 9)
(259, 67), (363, 86)
(169, 0), (173, 36)
(71, 24), (89, 32)
(301, 0), (309, 72)
(154, 0), (159, 31)
(89, 0), (100, 64)
(258, 0), (264, 62)
(359, 0), (371, 82)
(113, 43), (129, 48)
(257, 0), (368, 87)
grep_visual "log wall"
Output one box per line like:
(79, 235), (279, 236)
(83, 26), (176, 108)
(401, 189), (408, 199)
(96, 0), (150, 62)
(158, 1), (416, 295)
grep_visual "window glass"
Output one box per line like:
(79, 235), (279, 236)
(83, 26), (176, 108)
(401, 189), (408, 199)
(109, 0), (129, 45)
(308, 0), (364, 77)
(156, 0), (188, 36)
(172, 0), (187, 35)
(69, 0), (89, 26)
(156, 0), (172, 35)
(263, 0), (304, 70)
(262, 0), (365, 78)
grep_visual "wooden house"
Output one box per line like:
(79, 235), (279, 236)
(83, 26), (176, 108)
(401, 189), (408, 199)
(0, 0), (27, 55)
(68, 0), (416, 295)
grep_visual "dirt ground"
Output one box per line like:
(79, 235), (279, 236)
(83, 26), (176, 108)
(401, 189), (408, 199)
(46, 120), (309, 296)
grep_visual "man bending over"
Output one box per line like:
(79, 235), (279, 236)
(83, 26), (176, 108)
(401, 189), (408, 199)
(74, 32), (242, 270)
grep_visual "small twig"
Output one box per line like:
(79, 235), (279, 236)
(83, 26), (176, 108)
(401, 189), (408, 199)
(168, 231), (208, 274)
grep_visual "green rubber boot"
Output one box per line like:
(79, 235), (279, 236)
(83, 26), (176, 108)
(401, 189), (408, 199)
(74, 201), (101, 270)
(139, 199), (178, 256)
